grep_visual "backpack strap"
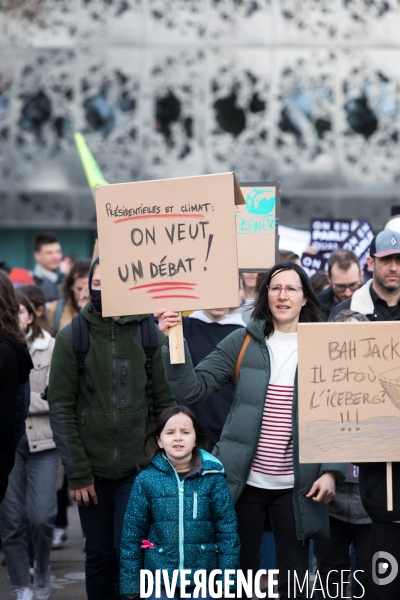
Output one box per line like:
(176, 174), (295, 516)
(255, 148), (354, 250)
(71, 314), (94, 393)
(234, 332), (252, 385)
(53, 298), (66, 333)
(140, 317), (159, 428)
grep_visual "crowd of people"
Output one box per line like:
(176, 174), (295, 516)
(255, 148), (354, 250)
(0, 228), (399, 600)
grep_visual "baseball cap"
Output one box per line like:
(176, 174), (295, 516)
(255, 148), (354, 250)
(369, 230), (400, 257)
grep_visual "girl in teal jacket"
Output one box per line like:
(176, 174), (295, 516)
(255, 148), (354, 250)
(120, 406), (240, 599)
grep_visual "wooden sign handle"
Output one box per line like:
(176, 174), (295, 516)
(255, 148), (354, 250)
(387, 462), (393, 511)
(169, 313), (185, 364)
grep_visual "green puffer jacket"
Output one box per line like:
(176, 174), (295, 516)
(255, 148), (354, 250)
(120, 449), (240, 596)
(162, 318), (346, 541)
(48, 303), (175, 489)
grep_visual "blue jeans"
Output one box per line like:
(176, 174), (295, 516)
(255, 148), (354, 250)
(78, 472), (137, 600)
(0, 434), (58, 588)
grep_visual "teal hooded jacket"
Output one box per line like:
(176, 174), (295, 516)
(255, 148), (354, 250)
(161, 318), (346, 542)
(119, 449), (240, 596)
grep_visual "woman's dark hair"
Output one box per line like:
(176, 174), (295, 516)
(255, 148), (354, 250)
(15, 290), (43, 342)
(18, 284), (49, 332)
(309, 270), (329, 295)
(252, 261), (324, 338)
(143, 405), (215, 465)
(62, 259), (91, 309)
(0, 271), (28, 348)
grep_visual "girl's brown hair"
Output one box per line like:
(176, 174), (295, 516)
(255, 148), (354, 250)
(143, 405), (216, 467)
(0, 271), (28, 348)
(15, 290), (43, 343)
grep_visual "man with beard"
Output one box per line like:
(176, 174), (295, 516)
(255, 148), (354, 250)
(329, 230), (400, 322)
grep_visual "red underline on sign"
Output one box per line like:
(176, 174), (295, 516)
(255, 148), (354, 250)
(147, 287), (195, 293)
(129, 282), (197, 291)
(114, 214), (204, 224)
(150, 295), (200, 300)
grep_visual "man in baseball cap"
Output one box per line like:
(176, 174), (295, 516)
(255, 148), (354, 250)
(329, 229), (400, 321)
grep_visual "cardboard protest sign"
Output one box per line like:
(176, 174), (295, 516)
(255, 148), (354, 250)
(340, 219), (374, 270)
(310, 219), (352, 253)
(96, 173), (244, 317)
(235, 182), (280, 271)
(301, 252), (328, 278)
(298, 322), (400, 463)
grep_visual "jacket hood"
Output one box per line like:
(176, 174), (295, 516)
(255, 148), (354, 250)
(88, 257), (99, 295)
(80, 300), (151, 326)
(0, 334), (33, 384)
(350, 279), (374, 315)
(246, 318), (267, 343)
(152, 449), (225, 477)
(28, 328), (52, 351)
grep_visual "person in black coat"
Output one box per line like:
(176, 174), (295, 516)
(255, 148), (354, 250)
(0, 272), (33, 503)
(358, 463), (400, 599)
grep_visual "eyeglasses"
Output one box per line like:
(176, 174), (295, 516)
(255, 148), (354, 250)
(267, 284), (303, 297)
(332, 282), (360, 293)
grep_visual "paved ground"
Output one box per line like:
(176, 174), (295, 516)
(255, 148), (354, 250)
(0, 504), (87, 600)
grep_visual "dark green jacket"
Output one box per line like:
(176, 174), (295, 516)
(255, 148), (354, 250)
(120, 450), (240, 595)
(48, 303), (175, 489)
(162, 318), (346, 541)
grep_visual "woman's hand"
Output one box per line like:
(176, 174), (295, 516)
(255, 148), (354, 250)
(124, 595), (139, 599)
(154, 309), (181, 337)
(306, 472), (336, 503)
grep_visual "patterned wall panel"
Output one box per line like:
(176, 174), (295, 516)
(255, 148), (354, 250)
(75, 47), (143, 185)
(205, 47), (271, 181)
(341, 0), (400, 44)
(146, 0), (206, 43)
(143, 48), (206, 179)
(274, 49), (336, 187)
(276, 0), (337, 43)
(0, 52), (13, 186)
(337, 49), (400, 186)
(209, 0), (272, 44)
(1, 0), (400, 231)
(0, 0), (78, 48)
(80, 0), (144, 44)
(10, 49), (76, 192)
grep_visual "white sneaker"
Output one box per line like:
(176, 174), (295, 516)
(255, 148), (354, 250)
(11, 589), (34, 600)
(32, 565), (51, 600)
(51, 527), (67, 549)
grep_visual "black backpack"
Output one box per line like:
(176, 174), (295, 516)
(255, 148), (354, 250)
(71, 314), (159, 427)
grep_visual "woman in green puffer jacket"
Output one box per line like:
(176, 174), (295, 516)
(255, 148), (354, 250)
(155, 261), (346, 600)
(120, 405), (240, 599)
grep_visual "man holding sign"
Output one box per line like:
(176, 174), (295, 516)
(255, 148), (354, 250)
(48, 259), (175, 600)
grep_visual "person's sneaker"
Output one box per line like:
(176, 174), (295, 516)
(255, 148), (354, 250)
(51, 527), (67, 549)
(32, 565), (51, 600)
(11, 589), (34, 600)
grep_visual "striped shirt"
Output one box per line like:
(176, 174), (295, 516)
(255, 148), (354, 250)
(247, 330), (297, 490)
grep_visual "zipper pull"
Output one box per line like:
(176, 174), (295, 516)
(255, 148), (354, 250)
(81, 410), (85, 425)
(111, 321), (115, 341)
(122, 364), (126, 384)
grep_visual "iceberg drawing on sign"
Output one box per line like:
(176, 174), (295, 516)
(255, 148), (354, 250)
(379, 367), (400, 411)
(245, 189), (276, 215)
